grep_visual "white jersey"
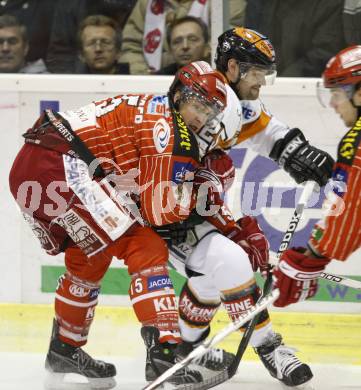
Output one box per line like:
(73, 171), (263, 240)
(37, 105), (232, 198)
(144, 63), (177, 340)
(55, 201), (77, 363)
(219, 84), (289, 156)
(168, 86), (292, 271)
(166, 86), (294, 279)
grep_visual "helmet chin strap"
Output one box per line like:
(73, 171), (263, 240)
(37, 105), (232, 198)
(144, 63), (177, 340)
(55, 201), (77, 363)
(229, 80), (243, 100)
(228, 65), (246, 100)
(349, 96), (361, 118)
(355, 95), (361, 118)
(351, 104), (361, 120)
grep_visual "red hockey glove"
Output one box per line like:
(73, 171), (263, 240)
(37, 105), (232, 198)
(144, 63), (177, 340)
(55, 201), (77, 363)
(202, 149), (235, 191)
(273, 248), (330, 307)
(193, 168), (224, 216)
(226, 216), (270, 273)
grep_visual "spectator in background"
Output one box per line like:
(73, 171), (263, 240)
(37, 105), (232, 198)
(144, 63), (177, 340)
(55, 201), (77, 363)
(77, 14), (129, 74)
(0, 0), (57, 66)
(46, 0), (136, 74)
(0, 14), (48, 73)
(343, 0), (361, 45)
(245, 0), (346, 77)
(157, 16), (210, 75)
(119, 0), (245, 75)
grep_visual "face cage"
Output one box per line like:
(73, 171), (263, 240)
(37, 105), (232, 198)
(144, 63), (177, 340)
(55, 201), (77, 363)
(316, 81), (355, 108)
(177, 88), (225, 157)
(238, 62), (277, 86)
(178, 88), (224, 125)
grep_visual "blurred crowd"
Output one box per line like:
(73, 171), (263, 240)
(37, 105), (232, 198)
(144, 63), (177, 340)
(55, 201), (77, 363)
(0, 0), (359, 77)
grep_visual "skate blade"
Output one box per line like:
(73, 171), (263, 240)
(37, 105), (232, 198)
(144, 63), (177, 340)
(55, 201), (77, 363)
(144, 382), (173, 390)
(280, 379), (316, 390)
(44, 372), (116, 390)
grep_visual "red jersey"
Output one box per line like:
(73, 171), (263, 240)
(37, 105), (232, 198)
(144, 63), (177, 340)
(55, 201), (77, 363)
(309, 116), (361, 260)
(59, 94), (200, 226)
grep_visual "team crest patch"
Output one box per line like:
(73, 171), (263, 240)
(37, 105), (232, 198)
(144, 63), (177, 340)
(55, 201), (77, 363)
(332, 167), (348, 197)
(153, 118), (170, 153)
(172, 161), (195, 184)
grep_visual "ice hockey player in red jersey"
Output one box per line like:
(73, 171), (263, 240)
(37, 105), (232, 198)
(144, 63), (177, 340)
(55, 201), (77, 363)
(273, 45), (361, 307)
(8, 61), (228, 389)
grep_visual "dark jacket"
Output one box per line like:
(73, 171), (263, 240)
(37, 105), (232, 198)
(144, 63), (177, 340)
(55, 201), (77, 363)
(156, 63), (180, 75)
(245, 0), (346, 77)
(75, 62), (130, 75)
(0, 0), (57, 63)
(46, 0), (136, 74)
(343, 0), (361, 45)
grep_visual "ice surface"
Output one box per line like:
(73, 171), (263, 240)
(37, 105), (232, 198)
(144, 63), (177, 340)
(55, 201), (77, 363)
(1, 352), (360, 390)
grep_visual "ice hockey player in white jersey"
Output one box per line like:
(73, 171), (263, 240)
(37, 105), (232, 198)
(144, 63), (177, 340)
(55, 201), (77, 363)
(213, 27), (334, 185)
(151, 27), (334, 389)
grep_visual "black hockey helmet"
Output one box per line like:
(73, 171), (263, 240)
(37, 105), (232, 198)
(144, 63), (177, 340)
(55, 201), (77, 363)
(215, 27), (276, 82)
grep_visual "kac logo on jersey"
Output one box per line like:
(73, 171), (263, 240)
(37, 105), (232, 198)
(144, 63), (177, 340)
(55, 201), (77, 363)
(148, 275), (173, 291)
(153, 118), (170, 153)
(69, 284), (89, 298)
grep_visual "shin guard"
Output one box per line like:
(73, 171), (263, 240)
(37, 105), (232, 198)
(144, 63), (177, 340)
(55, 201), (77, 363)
(221, 278), (270, 333)
(178, 282), (220, 342)
(54, 272), (100, 347)
(129, 265), (180, 343)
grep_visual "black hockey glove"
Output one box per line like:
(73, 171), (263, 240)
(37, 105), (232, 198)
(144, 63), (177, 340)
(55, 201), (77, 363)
(269, 128), (334, 186)
(154, 222), (188, 247)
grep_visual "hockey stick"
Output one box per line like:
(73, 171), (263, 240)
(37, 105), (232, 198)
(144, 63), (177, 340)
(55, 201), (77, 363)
(146, 182), (317, 390)
(222, 180), (318, 383)
(142, 182), (316, 390)
(320, 272), (361, 290)
(141, 289), (280, 390)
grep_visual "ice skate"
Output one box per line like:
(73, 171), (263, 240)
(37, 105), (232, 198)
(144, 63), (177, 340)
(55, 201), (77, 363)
(255, 332), (313, 388)
(141, 326), (203, 386)
(44, 320), (116, 390)
(176, 327), (235, 372)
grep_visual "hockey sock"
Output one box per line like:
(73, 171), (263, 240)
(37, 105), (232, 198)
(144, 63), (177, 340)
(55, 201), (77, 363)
(221, 278), (273, 346)
(55, 272), (100, 347)
(129, 265), (180, 343)
(178, 282), (221, 343)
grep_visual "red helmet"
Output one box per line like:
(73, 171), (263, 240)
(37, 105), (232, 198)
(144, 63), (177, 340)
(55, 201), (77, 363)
(169, 61), (228, 156)
(169, 61), (227, 115)
(323, 45), (361, 88)
(317, 45), (361, 107)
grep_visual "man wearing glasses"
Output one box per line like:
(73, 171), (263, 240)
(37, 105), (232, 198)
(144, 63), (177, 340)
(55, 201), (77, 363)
(77, 14), (129, 75)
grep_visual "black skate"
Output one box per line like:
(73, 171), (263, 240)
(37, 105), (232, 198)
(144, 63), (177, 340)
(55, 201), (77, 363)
(44, 319), (116, 390)
(141, 326), (203, 386)
(176, 327), (235, 372)
(255, 333), (313, 387)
